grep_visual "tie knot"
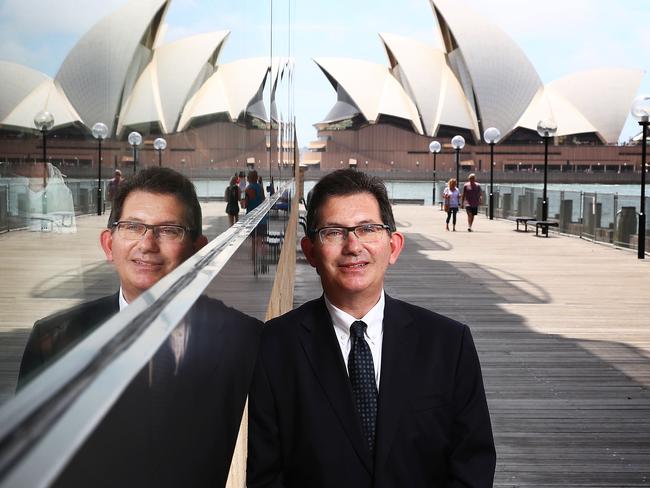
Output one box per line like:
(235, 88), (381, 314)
(350, 321), (367, 339)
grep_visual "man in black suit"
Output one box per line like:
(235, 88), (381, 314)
(247, 169), (495, 487)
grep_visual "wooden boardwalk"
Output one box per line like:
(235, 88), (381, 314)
(2, 202), (649, 486)
(294, 206), (650, 487)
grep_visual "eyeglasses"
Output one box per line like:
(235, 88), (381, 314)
(312, 223), (391, 245)
(112, 221), (191, 242)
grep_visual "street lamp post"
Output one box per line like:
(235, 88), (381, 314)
(428, 141), (441, 205)
(483, 127), (501, 220)
(33, 110), (55, 215)
(631, 95), (650, 259)
(451, 135), (465, 184)
(92, 122), (109, 215)
(128, 131), (143, 174)
(536, 119), (558, 222)
(153, 137), (167, 167)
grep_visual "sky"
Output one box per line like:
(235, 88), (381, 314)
(0, 0), (648, 146)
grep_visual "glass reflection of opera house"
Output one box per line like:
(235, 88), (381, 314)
(0, 0), (644, 486)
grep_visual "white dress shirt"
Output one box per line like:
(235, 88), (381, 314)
(324, 291), (385, 389)
(120, 286), (188, 376)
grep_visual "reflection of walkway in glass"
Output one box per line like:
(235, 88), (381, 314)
(0, 202), (229, 402)
(294, 206), (650, 486)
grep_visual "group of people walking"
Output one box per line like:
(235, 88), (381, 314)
(224, 170), (266, 226)
(442, 173), (483, 232)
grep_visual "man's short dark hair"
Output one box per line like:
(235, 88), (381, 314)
(306, 169), (396, 236)
(109, 167), (202, 240)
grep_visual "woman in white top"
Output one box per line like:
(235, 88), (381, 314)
(442, 178), (460, 231)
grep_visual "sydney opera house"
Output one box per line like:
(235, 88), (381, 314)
(304, 0), (645, 176)
(0, 0), (294, 177)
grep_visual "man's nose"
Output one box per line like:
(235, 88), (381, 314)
(137, 228), (160, 250)
(341, 230), (363, 253)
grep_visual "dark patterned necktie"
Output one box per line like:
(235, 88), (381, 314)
(348, 320), (378, 456)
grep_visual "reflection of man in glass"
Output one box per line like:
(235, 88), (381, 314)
(17, 167), (262, 486)
(18, 167), (208, 384)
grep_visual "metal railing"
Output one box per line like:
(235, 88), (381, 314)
(492, 185), (649, 251)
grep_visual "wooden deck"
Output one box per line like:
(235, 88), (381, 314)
(294, 206), (650, 487)
(2, 202), (649, 486)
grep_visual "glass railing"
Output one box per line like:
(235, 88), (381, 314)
(0, 182), (294, 487)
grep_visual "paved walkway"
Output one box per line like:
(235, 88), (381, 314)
(295, 206), (650, 487)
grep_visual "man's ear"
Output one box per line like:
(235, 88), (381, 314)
(100, 229), (114, 262)
(300, 235), (318, 268)
(388, 230), (404, 265)
(193, 234), (209, 252)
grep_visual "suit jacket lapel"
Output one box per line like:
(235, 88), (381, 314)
(298, 297), (374, 474)
(375, 295), (419, 469)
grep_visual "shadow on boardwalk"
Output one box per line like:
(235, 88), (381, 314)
(294, 231), (650, 487)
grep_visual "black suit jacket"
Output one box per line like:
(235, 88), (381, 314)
(247, 295), (495, 488)
(17, 294), (262, 487)
(18, 293), (120, 389)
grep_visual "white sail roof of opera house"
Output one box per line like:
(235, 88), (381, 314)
(314, 57), (424, 135)
(314, 0), (644, 144)
(546, 68), (645, 144)
(117, 31), (230, 135)
(378, 32), (479, 139)
(177, 57), (272, 131)
(0, 61), (82, 131)
(55, 0), (170, 135)
(0, 61), (49, 124)
(430, 0), (543, 136)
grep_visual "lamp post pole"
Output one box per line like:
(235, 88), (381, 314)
(542, 136), (549, 221)
(537, 119), (558, 223)
(451, 135), (465, 187)
(128, 131), (143, 175)
(631, 95), (650, 259)
(640, 120), (647, 258)
(428, 141), (441, 206)
(153, 137), (167, 168)
(483, 127), (501, 221)
(92, 122), (108, 215)
(33, 111), (55, 216)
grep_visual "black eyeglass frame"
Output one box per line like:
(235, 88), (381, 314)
(309, 223), (392, 244)
(111, 220), (193, 241)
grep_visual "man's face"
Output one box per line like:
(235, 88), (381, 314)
(100, 190), (207, 302)
(301, 192), (403, 312)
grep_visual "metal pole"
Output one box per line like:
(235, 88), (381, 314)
(158, 149), (162, 167)
(432, 152), (437, 205)
(638, 121), (647, 259)
(543, 136), (549, 222)
(42, 130), (47, 215)
(455, 148), (460, 185)
(132, 145), (137, 175)
(97, 139), (102, 215)
(489, 142), (494, 220)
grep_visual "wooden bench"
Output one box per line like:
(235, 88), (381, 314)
(509, 216), (536, 232)
(532, 220), (559, 237)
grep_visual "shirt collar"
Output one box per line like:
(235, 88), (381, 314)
(324, 291), (385, 340)
(118, 286), (129, 311)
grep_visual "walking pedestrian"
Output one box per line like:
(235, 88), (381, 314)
(442, 178), (460, 231)
(225, 175), (241, 226)
(461, 173), (482, 232)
